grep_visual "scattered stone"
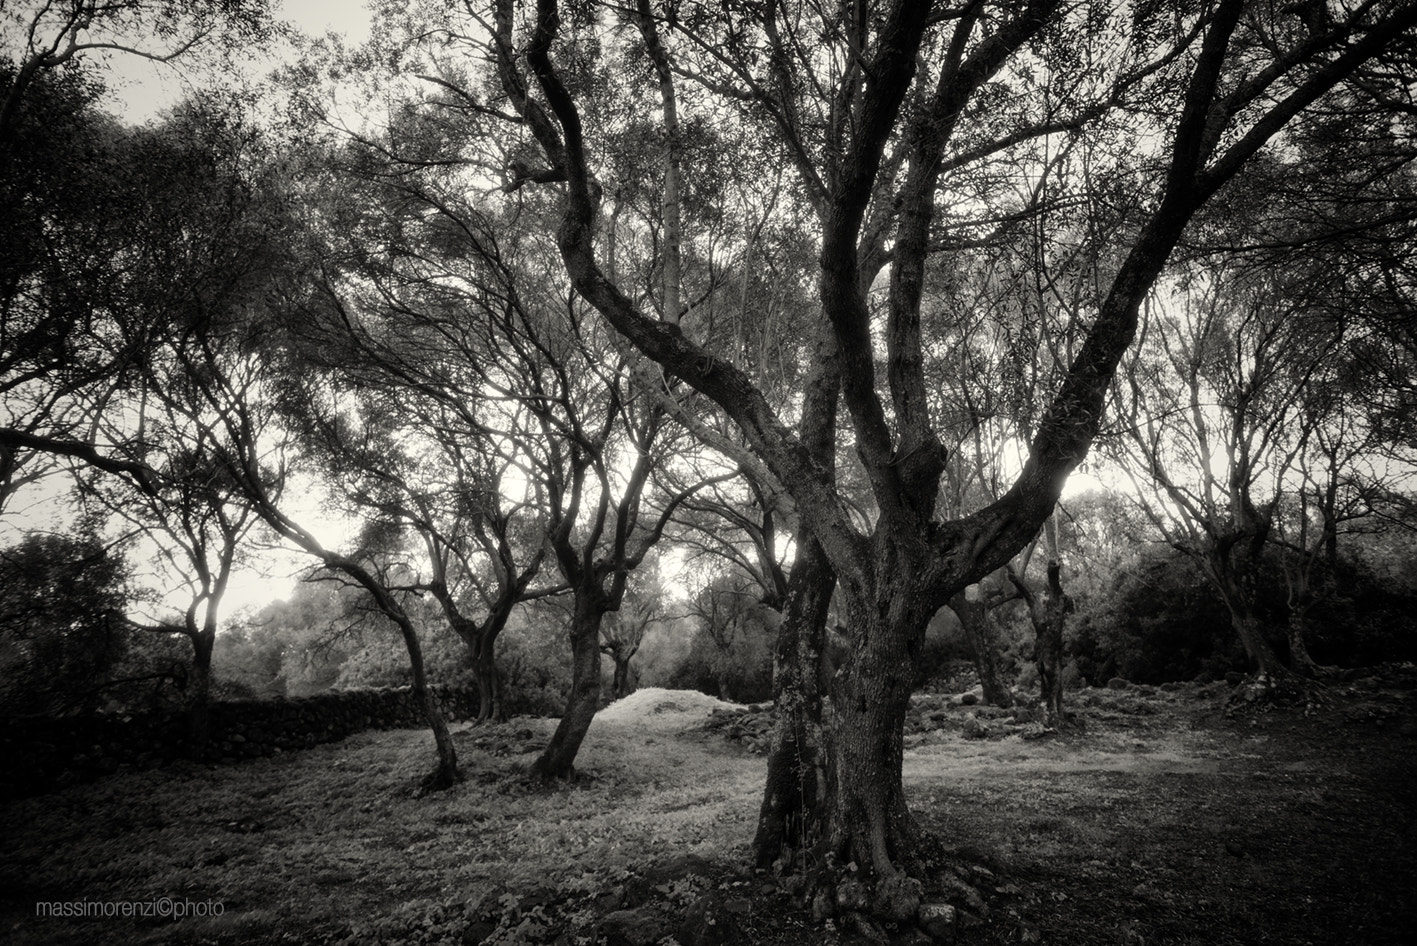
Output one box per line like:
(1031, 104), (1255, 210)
(460, 919), (498, 945)
(872, 875), (923, 923)
(938, 873), (989, 917)
(677, 893), (743, 946)
(918, 901), (958, 941)
(958, 910), (988, 930)
(222, 817), (263, 834)
(599, 908), (668, 946)
(844, 911), (889, 945)
(837, 878), (870, 913)
(961, 715), (990, 740)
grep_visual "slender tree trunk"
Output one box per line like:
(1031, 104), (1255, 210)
(1037, 563), (1068, 725)
(1009, 563), (1068, 725)
(948, 591), (1015, 708)
(399, 622), (460, 791)
(610, 655), (634, 700)
(185, 630), (214, 758)
(531, 598), (603, 779)
(1286, 606), (1321, 677)
(1034, 610), (1065, 726)
(754, 538), (834, 870)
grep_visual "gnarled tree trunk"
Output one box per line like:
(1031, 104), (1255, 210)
(753, 538), (834, 870)
(1286, 606), (1321, 678)
(948, 589), (1015, 708)
(472, 630), (508, 723)
(530, 596), (604, 779)
(815, 549), (942, 881)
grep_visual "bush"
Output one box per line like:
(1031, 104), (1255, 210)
(1073, 549), (1247, 685)
(665, 617), (774, 705)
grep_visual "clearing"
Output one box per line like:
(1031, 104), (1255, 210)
(2, 674), (1415, 945)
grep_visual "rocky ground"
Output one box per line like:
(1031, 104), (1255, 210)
(3, 670), (1415, 945)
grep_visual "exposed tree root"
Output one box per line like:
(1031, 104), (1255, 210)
(414, 762), (465, 797)
(784, 827), (996, 939)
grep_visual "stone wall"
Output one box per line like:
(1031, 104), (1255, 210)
(0, 684), (479, 801)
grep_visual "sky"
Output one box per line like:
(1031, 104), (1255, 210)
(5, 0), (1120, 623)
(1, 4), (378, 618)
(104, 0), (374, 123)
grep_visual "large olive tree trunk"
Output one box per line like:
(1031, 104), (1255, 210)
(819, 564), (940, 881)
(753, 538), (834, 870)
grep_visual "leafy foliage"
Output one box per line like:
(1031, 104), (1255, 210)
(0, 533), (186, 715)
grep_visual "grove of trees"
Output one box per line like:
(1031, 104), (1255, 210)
(3, 0), (1415, 923)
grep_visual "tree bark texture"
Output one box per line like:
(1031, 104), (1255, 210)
(1286, 607), (1321, 678)
(820, 569), (940, 877)
(1035, 564), (1068, 725)
(400, 621), (461, 791)
(1210, 566), (1291, 681)
(609, 655), (636, 700)
(473, 636), (508, 723)
(754, 538), (834, 870)
(531, 598), (604, 779)
(948, 591), (1015, 708)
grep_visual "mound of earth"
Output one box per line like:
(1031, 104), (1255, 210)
(595, 687), (743, 728)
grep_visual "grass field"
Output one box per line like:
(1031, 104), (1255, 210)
(2, 676), (1415, 945)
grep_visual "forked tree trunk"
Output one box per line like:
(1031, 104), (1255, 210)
(753, 539), (834, 870)
(948, 591), (1015, 708)
(1213, 570), (1290, 680)
(531, 599), (604, 779)
(1231, 609), (1288, 676)
(610, 655), (635, 700)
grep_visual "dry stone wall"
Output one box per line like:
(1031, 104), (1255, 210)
(0, 684), (478, 800)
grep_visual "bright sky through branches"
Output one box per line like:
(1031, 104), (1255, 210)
(103, 0), (373, 123)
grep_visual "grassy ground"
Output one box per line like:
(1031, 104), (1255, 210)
(2, 674), (1415, 945)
